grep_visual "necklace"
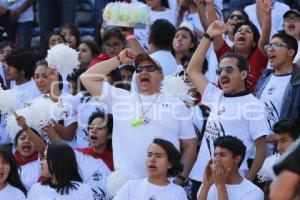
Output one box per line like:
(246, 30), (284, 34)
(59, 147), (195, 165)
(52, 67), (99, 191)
(131, 94), (160, 127)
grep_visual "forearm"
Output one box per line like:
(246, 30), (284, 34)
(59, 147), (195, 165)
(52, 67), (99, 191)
(197, 185), (210, 200)
(247, 145), (266, 181)
(216, 184), (229, 200)
(13, 0), (35, 14)
(24, 128), (46, 154)
(196, 3), (208, 30)
(46, 127), (62, 143)
(180, 139), (197, 178)
(258, 11), (271, 54)
(127, 38), (145, 54)
(52, 122), (76, 141)
(206, 2), (218, 27)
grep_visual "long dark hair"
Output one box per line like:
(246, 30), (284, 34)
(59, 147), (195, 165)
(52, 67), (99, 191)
(42, 143), (82, 195)
(0, 145), (27, 195)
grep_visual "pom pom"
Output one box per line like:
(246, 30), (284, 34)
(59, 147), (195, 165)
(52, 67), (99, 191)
(257, 153), (280, 182)
(46, 43), (79, 76)
(5, 95), (69, 140)
(106, 170), (129, 198)
(0, 87), (17, 114)
(161, 75), (195, 102)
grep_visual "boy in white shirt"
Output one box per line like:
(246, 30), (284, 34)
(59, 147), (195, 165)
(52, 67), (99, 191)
(198, 136), (264, 200)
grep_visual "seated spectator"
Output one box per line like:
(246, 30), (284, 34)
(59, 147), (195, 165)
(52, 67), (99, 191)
(59, 22), (81, 50)
(41, 32), (66, 59)
(198, 136), (264, 200)
(78, 40), (99, 69)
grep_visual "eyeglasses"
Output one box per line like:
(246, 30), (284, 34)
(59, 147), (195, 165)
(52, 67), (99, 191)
(104, 43), (123, 50)
(136, 65), (161, 73)
(229, 14), (245, 21)
(216, 66), (235, 75)
(264, 43), (288, 51)
(284, 16), (300, 22)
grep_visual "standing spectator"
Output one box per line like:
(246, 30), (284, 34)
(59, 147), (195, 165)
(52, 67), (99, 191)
(0, 41), (14, 88)
(38, 0), (78, 47)
(8, 0), (35, 47)
(186, 20), (269, 189)
(255, 33), (299, 125)
(81, 50), (197, 184)
(198, 136), (264, 200)
(244, 0), (290, 36)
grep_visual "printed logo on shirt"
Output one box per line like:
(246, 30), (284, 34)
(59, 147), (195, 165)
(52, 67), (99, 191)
(267, 85), (276, 95)
(92, 170), (103, 181)
(264, 101), (279, 130)
(91, 187), (106, 200)
(204, 121), (226, 157)
(217, 107), (225, 115)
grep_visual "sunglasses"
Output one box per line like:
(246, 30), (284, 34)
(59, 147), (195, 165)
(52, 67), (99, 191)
(135, 65), (161, 73)
(216, 66), (235, 75)
(229, 14), (245, 21)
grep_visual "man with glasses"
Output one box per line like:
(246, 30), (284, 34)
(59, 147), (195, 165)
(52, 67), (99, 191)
(186, 20), (269, 191)
(255, 33), (300, 136)
(81, 49), (197, 187)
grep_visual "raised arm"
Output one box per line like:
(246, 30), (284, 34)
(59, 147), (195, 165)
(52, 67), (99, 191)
(205, 0), (225, 51)
(120, 27), (146, 54)
(80, 48), (135, 98)
(194, 0), (208, 30)
(257, 0), (272, 55)
(16, 115), (46, 154)
(186, 20), (229, 95)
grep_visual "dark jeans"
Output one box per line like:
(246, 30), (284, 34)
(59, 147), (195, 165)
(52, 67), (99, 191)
(38, 0), (78, 46)
(16, 21), (32, 48)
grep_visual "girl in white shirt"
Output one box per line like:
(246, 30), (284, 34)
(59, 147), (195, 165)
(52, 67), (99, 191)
(27, 143), (94, 200)
(113, 138), (188, 200)
(0, 145), (27, 200)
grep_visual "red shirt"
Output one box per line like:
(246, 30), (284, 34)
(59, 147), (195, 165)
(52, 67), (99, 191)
(87, 52), (110, 68)
(215, 42), (268, 93)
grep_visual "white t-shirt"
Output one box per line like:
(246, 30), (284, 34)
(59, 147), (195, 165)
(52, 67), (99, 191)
(294, 41), (300, 63)
(205, 178), (264, 200)
(11, 79), (41, 109)
(0, 183), (26, 200)
(192, 83), (269, 182)
(259, 73), (291, 130)
(150, 8), (176, 26)
(27, 181), (94, 200)
(113, 178), (188, 200)
(100, 82), (195, 179)
(73, 92), (108, 148)
(4, 0), (34, 22)
(244, 2), (289, 36)
(75, 150), (111, 200)
(20, 159), (40, 189)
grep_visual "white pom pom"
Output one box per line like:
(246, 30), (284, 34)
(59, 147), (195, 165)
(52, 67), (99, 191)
(5, 108), (30, 140)
(106, 170), (129, 198)
(0, 87), (17, 113)
(257, 153), (280, 182)
(161, 75), (194, 102)
(46, 43), (79, 76)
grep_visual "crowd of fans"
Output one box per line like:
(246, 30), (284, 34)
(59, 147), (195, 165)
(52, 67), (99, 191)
(0, 0), (299, 199)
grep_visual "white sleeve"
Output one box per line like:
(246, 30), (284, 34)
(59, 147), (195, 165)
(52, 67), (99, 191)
(201, 83), (223, 109)
(62, 95), (77, 127)
(177, 103), (196, 140)
(247, 100), (269, 140)
(99, 82), (130, 109)
(113, 182), (131, 200)
(243, 190), (264, 200)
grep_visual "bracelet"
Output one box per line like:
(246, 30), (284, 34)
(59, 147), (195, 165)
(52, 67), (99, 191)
(116, 54), (123, 65)
(177, 175), (187, 182)
(203, 32), (214, 41)
(22, 125), (29, 131)
(126, 34), (136, 41)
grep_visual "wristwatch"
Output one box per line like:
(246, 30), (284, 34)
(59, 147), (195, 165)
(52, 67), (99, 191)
(203, 32), (214, 41)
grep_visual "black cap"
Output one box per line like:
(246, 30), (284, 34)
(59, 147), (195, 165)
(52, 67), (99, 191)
(283, 9), (300, 18)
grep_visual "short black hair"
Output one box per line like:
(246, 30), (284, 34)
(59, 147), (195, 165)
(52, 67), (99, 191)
(0, 145), (27, 195)
(149, 19), (176, 50)
(0, 41), (14, 50)
(272, 119), (300, 141)
(220, 52), (249, 72)
(214, 136), (246, 167)
(102, 27), (125, 43)
(233, 21), (260, 51)
(152, 138), (183, 177)
(5, 48), (40, 80)
(87, 112), (113, 151)
(272, 32), (298, 59)
(42, 143), (82, 195)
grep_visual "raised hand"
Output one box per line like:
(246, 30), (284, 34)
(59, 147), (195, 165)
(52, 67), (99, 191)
(259, 0), (273, 14)
(202, 159), (214, 188)
(206, 20), (231, 39)
(119, 48), (136, 64)
(15, 115), (28, 130)
(211, 158), (229, 187)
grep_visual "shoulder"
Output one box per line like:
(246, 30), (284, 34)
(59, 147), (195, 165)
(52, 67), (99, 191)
(241, 179), (264, 195)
